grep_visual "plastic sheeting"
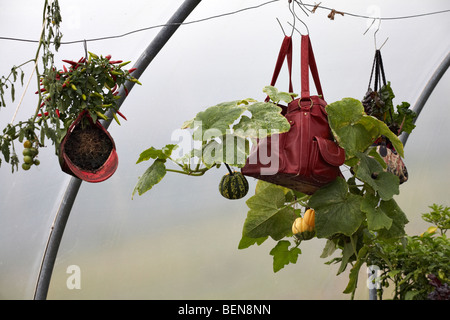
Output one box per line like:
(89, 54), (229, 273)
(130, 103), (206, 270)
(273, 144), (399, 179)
(0, 0), (449, 299)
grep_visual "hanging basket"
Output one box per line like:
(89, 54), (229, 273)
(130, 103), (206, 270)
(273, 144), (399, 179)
(59, 110), (118, 183)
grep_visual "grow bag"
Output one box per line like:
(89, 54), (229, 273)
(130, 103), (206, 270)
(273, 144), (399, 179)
(59, 110), (118, 183)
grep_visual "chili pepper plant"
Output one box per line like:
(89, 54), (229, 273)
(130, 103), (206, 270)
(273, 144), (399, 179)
(0, 51), (139, 173)
(0, 0), (140, 173)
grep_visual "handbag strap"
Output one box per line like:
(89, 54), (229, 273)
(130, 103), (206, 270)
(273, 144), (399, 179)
(368, 50), (387, 91)
(301, 35), (324, 100)
(265, 35), (293, 102)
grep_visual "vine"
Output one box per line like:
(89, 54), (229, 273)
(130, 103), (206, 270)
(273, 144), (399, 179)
(132, 81), (429, 299)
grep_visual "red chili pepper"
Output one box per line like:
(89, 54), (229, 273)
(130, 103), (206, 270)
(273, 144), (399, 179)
(111, 84), (118, 92)
(105, 55), (112, 60)
(124, 86), (129, 96)
(62, 59), (78, 67)
(40, 101), (45, 108)
(55, 109), (60, 118)
(63, 65), (68, 73)
(38, 112), (49, 117)
(35, 88), (47, 94)
(109, 60), (123, 64)
(128, 68), (137, 73)
(116, 110), (127, 121)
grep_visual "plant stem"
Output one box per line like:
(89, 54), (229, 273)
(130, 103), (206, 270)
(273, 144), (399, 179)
(166, 168), (208, 176)
(350, 233), (358, 257)
(32, 17), (48, 121)
(224, 163), (234, 175)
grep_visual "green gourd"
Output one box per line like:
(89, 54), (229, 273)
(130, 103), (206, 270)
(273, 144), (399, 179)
(219, 171), (249, 200)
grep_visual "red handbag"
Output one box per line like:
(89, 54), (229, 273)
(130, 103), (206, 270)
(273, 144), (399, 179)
(241, 35), (345, 195)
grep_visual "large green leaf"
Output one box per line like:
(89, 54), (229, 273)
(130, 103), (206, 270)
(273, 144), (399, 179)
(238, 235), (268, 249)
(233, 102), (290, 138)
(326, 98), (404, 159)
(355, 152), (399, 201)
(361, 192), (393, 231)
(333, 123), (373, 159)
(376, 199), (409, 239)
(358, 116), (404, 157)
(185, 101), (247, 140)
(242, 182), (296, 241)
(308, 177), (365, 238)
(202, 134), (249, 168)
(326, 97), (364, 130)
(132, 159), (166, 198)
(269, 240), (302, 272)
(136, 144), (178, 164)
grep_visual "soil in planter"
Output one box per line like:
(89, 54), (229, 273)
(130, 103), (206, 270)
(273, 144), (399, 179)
(64, 123), (113, 171)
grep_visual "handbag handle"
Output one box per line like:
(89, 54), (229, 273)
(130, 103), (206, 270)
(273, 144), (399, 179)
(265, 35), (293, 102)
(368, 49), (387, 91)
(301, 35), (324, 100)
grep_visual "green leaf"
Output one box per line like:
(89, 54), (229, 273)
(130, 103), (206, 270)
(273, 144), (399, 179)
(132, 159), (167, 198)
(405, 290), (420, 300)
(393, 101), (416, 134)
(308, 177), (365, 238)
(190, 101), (247, 140)
(326, 98), (373, 159)
(269, 240), (301, 272)
(333, 123), (373, 159)
(233, 102), (290, 138)
(242, 182), (296, 241)
(238, 235), (268, 249)
(326, 97), (365, 130)
(379, 82), (395, 114)
(337, 238), (357, 275)
(136, 144), (178, 164)
(358, 116), (404, 158)
(376, 199), (409, 239)
(361, 192), (393, 231)
(263, 85), (297, 104)
(343, 246), (368, 294)
(326, 98), (404, 159)
(320, 239), (338, 258)
(202, 134), (249, 168)
(355, 152), (399, 200)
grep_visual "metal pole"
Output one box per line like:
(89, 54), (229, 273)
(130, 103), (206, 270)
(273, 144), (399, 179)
(33, 0), (202, 300)
(400, 52), (450, 145)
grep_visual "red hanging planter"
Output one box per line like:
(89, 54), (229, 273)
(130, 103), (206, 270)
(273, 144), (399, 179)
(59, 110), (118, 183)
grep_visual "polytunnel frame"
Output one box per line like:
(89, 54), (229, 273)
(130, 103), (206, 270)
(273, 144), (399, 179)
(31, 0), (450, 300)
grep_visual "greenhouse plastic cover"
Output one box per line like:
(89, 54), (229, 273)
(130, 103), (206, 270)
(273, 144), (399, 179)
(0, 0), (449, 299)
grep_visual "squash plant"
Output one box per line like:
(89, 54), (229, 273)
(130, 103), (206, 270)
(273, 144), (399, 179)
(132, 86), (293, 198)
(134, 84), (417, 298)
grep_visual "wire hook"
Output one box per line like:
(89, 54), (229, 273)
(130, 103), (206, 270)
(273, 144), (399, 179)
(276, 1), (310, 37)
(289, 0), (309, 35)
(364, 18), (388, 50)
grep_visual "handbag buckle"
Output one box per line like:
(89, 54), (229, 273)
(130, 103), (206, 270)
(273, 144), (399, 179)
(298, 97), (313, 109)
